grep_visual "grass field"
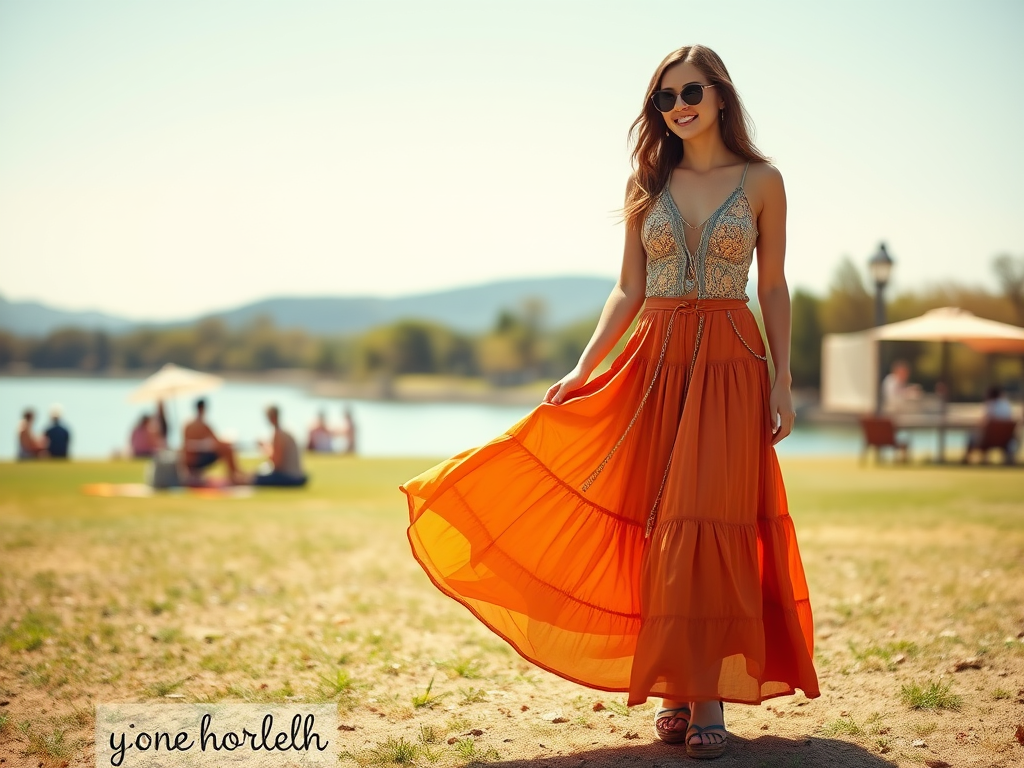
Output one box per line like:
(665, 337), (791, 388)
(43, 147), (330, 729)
(1, 456), (1023, 767)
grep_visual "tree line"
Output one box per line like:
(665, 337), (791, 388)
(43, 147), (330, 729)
(790, 253), (1024, 399)
(0, 301), (596, 385)
(2, 254), (1022, 399)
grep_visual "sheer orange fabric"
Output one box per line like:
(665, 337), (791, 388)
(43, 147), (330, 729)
(401, 297), (820, 706)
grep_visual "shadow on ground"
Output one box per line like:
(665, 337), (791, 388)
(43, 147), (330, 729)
(470, 734), (899, 767)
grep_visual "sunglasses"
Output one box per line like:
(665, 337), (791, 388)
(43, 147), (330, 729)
(651, 83), (716, 113)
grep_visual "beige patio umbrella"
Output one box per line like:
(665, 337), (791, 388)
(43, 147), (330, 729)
(128, 364), (224, 447)
(874, 307), (1024, 352)
(874, 307), (1024, 411)
(128, 363), (224, 403)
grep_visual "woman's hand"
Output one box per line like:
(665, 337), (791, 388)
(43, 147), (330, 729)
(769, 379), (796, 445)
(544, 366), (591, 405)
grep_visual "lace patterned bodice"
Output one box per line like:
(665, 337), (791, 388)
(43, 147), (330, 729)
(642, 163), (758, 300)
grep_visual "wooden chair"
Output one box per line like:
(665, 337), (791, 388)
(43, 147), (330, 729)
(859, 416), (910, 464)
(963, 419), (1019, 465)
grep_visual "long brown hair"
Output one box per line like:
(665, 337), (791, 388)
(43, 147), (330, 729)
(623, 45), (769, 232)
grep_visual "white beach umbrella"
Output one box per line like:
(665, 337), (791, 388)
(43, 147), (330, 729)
(874, 307), (1024, 353)
(875, 306), (1024, 416)
(128, 363), (224, 403)
(822, 308), (1024, 413)
(127, 364), (224, 447)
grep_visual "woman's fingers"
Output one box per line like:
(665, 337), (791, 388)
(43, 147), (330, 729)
(770, 410), (796, 445)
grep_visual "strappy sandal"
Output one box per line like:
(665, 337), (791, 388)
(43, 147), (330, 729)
(685, 700), (727, 759)
(653, 704), (691, 744)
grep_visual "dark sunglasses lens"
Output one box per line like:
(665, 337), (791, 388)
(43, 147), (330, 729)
(681, 84), (705, 105)
(652, 91), (676, 112)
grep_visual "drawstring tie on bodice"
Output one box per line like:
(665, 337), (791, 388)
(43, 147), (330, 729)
(579, 297), (753, 538)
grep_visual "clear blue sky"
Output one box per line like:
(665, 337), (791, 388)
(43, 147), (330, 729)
(1, 0), (1022, 320)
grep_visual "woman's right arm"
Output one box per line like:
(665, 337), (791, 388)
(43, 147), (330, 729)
(544, 178), (648, 404)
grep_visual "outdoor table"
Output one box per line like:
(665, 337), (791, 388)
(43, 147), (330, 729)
(892, 413), (979, 463)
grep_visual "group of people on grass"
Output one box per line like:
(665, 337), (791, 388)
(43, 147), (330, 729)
(17, 406), (71, 459)
(169, 399), (357, 487)
(16, 396), (357, 488)
(180, 398), (307, 487)
(128, 401), (169, 458)
(307, 407), (356, 454)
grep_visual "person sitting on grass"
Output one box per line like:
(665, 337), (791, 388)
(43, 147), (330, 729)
(306, 410), (336, 453)
(340, 405), (356, 455)
(17, 408), (46, 460)
(130, 414), (162, 458)
(254, 405), (308, 487)
(182, 398), (247, 485)
(44, 405), (71, 459)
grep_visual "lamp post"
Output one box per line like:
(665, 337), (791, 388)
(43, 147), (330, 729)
(868, 242), (894, 413)
(868, 242), (894, 326)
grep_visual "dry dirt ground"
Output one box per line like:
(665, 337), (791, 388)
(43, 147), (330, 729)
(1, 456), (1023, 768)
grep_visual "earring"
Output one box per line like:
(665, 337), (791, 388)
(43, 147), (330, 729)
(719, 109), (724, 122)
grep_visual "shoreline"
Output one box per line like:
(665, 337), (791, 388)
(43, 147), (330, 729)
(0, 368), (552, 408)
(5, 370), (986, 425)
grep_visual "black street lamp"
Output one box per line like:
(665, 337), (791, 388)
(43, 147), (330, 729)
(868, 242), (894, 413)
(868, 242), (894, 327)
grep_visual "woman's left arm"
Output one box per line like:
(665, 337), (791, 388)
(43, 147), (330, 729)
(754, 164), (794, 445)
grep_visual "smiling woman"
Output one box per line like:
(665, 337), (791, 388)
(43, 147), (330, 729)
(401, 43), (820, 761)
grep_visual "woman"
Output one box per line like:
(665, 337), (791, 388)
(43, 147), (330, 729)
(401, 44), (820, 760)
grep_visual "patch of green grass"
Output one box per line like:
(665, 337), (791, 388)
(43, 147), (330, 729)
(900, 680), (962, 710)
(152, 626), (182, 644)
(992, 687), (1012, 700)
(146, 598), (173, 616)
(318, 669), (354, 698)
(30, 570), (59, 594)
(458, 686), (487, 705)
(417, 724), (443, 744)
(55, 707), (91, 729)
(818, 717), (862, 737)
(199, 653), (230, 673)
(604, 700), (630, 717)
(0, 712), (9, 732)
(26, 727), (79, 761)
(452, 737), (499, 761)
(411, 676), (449, 709)
(366, 736), (420, 766)
(847, 639), (918, 670)
(445, 716), (471, 733)
(912, 721), (938, 736)
(147, 677), (188, 697)
(437, 655), (483, 679)
(1, 610), (59, 652)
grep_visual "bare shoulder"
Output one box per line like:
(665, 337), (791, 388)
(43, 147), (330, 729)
(744, 161), (785, 217)
(747, 160), (784, 189)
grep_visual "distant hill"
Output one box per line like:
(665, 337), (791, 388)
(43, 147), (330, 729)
(0, 295), (135, 337)
(0, 276), (617, 337)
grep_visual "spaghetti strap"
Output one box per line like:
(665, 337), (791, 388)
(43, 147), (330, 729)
(739, 161), (750, 188)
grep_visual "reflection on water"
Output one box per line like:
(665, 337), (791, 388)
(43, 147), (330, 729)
(0, 377), (964, 461)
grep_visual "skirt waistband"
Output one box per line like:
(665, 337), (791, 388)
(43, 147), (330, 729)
(642, 297), (749, 313)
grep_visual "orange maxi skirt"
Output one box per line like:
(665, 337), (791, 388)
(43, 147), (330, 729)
(401, 297), (821, 706)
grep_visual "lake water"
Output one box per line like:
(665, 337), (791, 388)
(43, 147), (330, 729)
(0, 376), (961, 461)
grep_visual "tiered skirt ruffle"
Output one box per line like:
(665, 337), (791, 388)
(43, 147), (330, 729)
(401, 298), (820, 705)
